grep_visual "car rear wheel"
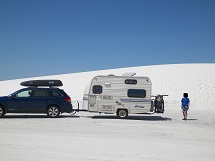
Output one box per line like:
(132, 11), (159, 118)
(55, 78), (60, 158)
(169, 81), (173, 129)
(117, 109), (128, 119)
(0, 105), (5, 117)
(47, 106), (60, 118)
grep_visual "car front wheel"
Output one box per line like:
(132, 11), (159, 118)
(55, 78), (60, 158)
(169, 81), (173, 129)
(47, 106), (60, 118)
(0, 105), (5, 117)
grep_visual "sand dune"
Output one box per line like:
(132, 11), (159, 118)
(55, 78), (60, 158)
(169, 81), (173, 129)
(1, 64), (215, 110)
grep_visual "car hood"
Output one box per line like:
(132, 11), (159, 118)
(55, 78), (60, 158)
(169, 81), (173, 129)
(0, 96), (11, 101)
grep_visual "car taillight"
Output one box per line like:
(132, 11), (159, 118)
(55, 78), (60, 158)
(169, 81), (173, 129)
(64, 97), (71, 102)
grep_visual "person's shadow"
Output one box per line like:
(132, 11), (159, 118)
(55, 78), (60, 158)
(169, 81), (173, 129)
(186, 118), (197, 121)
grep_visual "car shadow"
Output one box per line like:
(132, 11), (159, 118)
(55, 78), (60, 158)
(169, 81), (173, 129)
(90, 115), (172, 121)
(0, 114), (80, 119)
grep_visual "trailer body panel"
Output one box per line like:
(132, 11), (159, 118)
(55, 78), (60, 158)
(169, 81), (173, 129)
(83, 75), (152, 115)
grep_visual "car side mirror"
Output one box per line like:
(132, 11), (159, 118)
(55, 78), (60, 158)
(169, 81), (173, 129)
(10, 94), (16, 98)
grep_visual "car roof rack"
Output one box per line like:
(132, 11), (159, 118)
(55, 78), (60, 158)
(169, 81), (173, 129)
(20, 80), (63, 88)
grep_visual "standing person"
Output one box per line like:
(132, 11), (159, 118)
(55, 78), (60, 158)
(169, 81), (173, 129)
(181, 93), (190, 120)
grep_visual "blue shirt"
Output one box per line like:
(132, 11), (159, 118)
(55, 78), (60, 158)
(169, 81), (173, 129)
(181, 98), (190, 107)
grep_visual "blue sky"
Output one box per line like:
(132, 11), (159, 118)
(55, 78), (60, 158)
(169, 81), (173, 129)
(0, 0), (215, 81)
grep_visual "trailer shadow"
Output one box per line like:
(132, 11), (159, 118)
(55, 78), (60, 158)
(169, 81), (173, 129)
(91, 115), (172, 121)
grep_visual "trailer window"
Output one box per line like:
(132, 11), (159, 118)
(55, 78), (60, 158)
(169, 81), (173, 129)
(93, 85), (102, 94)
(125, 79), (137, 85)
(127, 89), (146, 98)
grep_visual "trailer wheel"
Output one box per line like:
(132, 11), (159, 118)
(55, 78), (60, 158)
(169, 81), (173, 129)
(47, 105), (60, 118)
(0, 105), (5, 117)
(117, 109), (128, 119)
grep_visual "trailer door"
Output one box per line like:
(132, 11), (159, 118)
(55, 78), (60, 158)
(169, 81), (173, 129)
(88, 95), (97, 111)
(88, 85), (103, 112)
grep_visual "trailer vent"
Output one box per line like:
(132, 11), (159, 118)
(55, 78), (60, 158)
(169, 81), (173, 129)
(102, 95), (113, 100)
(101, 105), (113, 111)
(104, 82), (111, 86)
(90, 104), (94, 108)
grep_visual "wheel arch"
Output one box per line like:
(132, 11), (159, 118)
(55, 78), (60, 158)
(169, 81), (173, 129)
(0, 103), (5, 111)
(116, 108), (128, 113)
(116, 108), (128, 119)
(0, 103), (6, 116)
(46, 104), (61, 113)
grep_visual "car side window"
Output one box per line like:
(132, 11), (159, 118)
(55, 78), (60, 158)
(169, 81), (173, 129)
(16, 90), (32, 97)
(33, 90), (49, 97)
(51, 91), (62, 97)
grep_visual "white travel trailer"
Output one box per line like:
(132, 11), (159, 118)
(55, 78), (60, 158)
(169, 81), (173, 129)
(82, 73), (153, 118)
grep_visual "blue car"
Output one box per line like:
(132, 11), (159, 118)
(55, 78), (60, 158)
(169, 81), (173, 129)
(0, 87), (73, 118)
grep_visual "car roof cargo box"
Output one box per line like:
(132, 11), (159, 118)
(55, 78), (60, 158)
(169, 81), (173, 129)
(20, 80), (63, 87)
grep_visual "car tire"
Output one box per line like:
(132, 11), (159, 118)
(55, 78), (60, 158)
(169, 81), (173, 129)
(117, 109), (128, 119)
(47, 105), (60, 118)
(0, 105), (5, 117)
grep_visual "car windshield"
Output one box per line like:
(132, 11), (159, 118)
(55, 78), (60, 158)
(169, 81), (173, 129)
(8, 89), (25, 97)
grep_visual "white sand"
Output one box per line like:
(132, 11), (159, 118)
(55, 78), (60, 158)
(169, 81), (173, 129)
(0, 64), (215, 160)
(0, 110), (215, 161)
